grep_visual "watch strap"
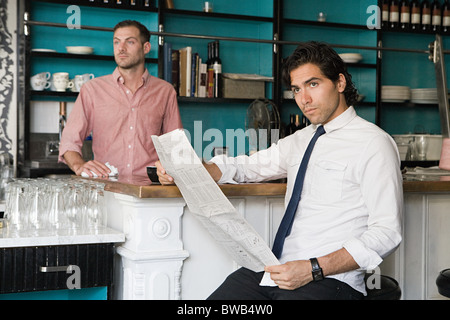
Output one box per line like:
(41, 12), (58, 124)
(310, 257), (324, 281)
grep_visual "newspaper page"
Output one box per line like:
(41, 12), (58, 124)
(151, 129), (280, 276)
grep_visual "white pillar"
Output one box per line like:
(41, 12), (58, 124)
(107, 192), (189, 300)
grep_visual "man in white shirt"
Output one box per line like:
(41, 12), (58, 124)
(156, 41), (403, 299)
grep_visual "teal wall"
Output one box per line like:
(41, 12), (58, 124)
(30, 0), (449, 158)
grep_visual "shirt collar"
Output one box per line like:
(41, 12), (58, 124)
(113, 67), (151, 86)
(312, 106), (357, 134)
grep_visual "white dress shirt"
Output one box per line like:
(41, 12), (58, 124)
(210, 106), (403, 294)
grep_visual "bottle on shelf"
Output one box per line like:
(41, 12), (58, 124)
(421, 0), (431, 31)
(442, 0), (450, 33)
(400, 0), (411, 30)
(389, 0), (400, 29)
(207, 42), (214, 98)
(382, 0), (390, 29)
(431, 0), (441, 32)
(294, 114), (301, 132)
(295, 114), (307, 131)
(410, 0), (421, 30)
(212, 41), (222, 98)
(285, 114), (296, 136)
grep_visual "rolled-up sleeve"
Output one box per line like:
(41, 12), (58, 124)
(209, 139), (289, 184)
(343, 134), (403, 270)
(58, 86), (93, 164)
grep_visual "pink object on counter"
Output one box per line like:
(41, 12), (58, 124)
(439, 138), (450, 170)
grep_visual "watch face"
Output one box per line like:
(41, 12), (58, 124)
(313, 270), (324, 281)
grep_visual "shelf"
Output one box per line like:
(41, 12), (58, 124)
(381, 26), (449, 37)
(161, 8), (273, 23)
(29, 93), (267, 103)
(282, 18), (371, 31)
(177, 97), (264, 104)
(30, 51), (158, 64)
(33, 0), (158, 12)
(345, 62), (377, 69)
(31, 90), (78, 97)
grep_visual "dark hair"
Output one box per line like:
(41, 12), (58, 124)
(113, 20), (151, 44)
(282, 41), (358, 107)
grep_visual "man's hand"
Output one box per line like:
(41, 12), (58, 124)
(63, 151), (110, 177)
(264, 260), (313, 290)
(74, 160), (111, 177)
(155, 160), (174, 185)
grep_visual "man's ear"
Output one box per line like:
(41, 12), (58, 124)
(144, 41), (151, 54)
(337, 73), (346, 93)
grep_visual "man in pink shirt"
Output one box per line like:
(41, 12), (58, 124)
(59, 20), (182, 178)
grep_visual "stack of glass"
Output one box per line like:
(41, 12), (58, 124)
(3, 178), (106, 234)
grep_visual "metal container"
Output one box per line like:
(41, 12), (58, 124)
(392, 134), (443, 161)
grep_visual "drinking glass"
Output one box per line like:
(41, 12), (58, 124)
(48, 183), (67, 230)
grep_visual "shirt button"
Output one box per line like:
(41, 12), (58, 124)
(127, 164), (131, 168)
(131, 108), (135, 111)
(128, 145), (132, 149)
(130, 126), (133, 130)
(126, 90), (130, 94)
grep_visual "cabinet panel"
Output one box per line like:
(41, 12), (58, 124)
(0, 243), (115, 296)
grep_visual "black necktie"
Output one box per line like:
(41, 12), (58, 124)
(272, 125), (326, 259)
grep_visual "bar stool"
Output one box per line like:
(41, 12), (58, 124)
(364, 274), (401, 300)
(436, 269), (450, 298)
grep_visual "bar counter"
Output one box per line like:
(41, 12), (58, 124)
(89, 172), (450, 300)
(94, 174), (450, 198)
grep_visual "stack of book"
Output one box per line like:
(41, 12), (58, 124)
(163, 43), (208, 98)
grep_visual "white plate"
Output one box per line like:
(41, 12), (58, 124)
(339, 53), (362, 63)
(66, 46), (94, 54)
(32, 48), (56, 52)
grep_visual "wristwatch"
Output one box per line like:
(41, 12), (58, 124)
(310, 257), (324, 281)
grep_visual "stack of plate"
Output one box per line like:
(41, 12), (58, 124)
(411, 88), (438, 104)
(381, 86), (411, 103)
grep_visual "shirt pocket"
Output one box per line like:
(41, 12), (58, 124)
(310, 160), (347, 203)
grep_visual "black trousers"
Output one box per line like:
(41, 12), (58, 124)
(207, 267), (364, 300)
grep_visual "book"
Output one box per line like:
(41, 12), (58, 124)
(198, 61), (207, 98)
(171, 49), (179, 94)
(178, 46), (192, 97)
(163, 42), (172, 84)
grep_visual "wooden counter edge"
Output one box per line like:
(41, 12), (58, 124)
(91, 176), (450, 198)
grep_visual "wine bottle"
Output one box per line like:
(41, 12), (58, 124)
(285, 114), (296, 136)
(443, 0), (450, 33)
(295, 114), (307, 131)
(421, 0), (431, 31)
(382, 0), (390, 29)
(410, 0), (421, 30)
(431, 0), (441, 32)
(400, 0), (411, 30)
(293, 114), (301, 132)
(207, 42), (214, 98)
(389, 0), (400, 29)
(212, 41), (222, 98)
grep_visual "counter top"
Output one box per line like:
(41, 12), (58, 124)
(0, 226), (125, 248)
(91, 176), (287, 198)
(85, 172), (450, 198)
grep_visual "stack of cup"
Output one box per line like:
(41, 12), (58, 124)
(30, 72), (51, 91)
(51, 72), (74, 92)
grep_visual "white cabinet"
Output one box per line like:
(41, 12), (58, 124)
(382, 193), (450, 300)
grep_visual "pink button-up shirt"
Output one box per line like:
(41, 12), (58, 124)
(59, 67), (182, 177)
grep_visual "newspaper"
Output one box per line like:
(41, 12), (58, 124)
(151, 129), (280, 279)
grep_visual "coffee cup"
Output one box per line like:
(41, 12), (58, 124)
(30, 72), (51, 91)
(52, 72), (74, 92)
(72, 73), (95, 92)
